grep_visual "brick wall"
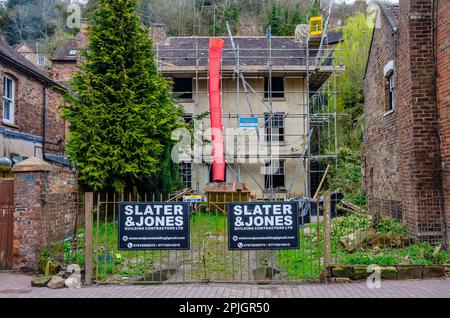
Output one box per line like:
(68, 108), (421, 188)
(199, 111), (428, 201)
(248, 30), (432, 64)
(364, 1), (447, 242)
(45, 167), (81, 239)
(12, 171), (48, 270)
(436, 0), (450, 243)
(12, 161), (81, 271)
(50, 61), (78, 83)
(363, 9), (401, 212)
(0, 63), (66, 158)
(396, 0), (443, 242)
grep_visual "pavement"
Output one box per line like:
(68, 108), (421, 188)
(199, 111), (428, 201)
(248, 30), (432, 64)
(0, 272), (449, 298)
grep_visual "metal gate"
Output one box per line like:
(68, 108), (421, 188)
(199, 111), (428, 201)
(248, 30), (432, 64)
(84, 192), (331, 284)
(0, 179), (14, 270)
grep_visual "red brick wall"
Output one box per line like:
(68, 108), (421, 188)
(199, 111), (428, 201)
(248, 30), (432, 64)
(396, 0), (443, 241)
(436, 0), (450, 243)
(0, 63), (67, 157)
(45, 167), (81, 238)
(13, 167), (80, 271)
(45, 88), (66, 157)
(364, 1), (446, 242)
(13, 171), (47, 270)
(1, 66), (43, 137)
(363, 11), (400, 205)
(50, 61), (78, 83)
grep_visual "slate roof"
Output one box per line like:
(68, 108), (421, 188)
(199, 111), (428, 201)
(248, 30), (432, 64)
(0, 38), (60, 87)
(380, 3), (399, 31)
(156, 36), (309, 67)
(52, 38), (78, 62)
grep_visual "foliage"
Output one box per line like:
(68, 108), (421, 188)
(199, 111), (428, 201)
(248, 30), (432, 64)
(63, 0), (183, 192)
(336, 242), (448, 266)
(309, 0), (320, 18)
(279, 212), (448, 279)
(0, 0), (66, 44)
(278, 224), (325, 280)
(64, 240), (85, 266)
(330, 212), (370, 241)
(209, 3), (239, 36)
(321, 14), (373, 202)
(327, 147), (361, 196)
(335, 13), (372, 121)
(266, 1), (308, 36)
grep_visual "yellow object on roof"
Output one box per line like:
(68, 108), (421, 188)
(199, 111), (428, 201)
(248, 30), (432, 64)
(310, 16), (323, 36)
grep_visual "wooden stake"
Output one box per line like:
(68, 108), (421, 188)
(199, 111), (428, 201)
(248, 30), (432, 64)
(313, 164), (330, 199)
(84, 192), (93, 286)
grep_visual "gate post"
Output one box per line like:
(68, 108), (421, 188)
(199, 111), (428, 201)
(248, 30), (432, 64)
(84, 192), (93, 285)
(323, 191), (332, 283)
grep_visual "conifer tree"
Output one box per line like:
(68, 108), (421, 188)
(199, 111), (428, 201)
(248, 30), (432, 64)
(63, 0), (182, 192)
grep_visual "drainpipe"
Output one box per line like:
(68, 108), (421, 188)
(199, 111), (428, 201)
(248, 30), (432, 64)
(42, 86), (47, 161)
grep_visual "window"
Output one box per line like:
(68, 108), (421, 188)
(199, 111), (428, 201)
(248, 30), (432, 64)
(179, 161), (192, 188)
(173, 78), (193, 99)
(2, 76), (15, 123)
(69, 50), (77, 56)
(264, 77), (284, 98)
(264, 112), (285, 142)
(386, 73), (395, 112)
(264, 160), (285, 191)
(383, 60), (395, 114)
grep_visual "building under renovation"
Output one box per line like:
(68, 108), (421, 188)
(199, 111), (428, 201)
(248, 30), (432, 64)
(151, 24), (343, 200)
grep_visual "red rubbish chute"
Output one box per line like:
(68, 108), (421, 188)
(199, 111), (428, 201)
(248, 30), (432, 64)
(208, 38), (225, 182)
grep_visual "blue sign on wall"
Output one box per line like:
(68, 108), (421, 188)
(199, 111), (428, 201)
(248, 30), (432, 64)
(118, 202), (190, 250)
(228, 202), (299, 250)
(239, 117), (259, 129)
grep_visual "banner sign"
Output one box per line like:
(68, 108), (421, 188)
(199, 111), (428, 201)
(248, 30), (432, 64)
(228, 202), (299, 250)
(118, 202), (190, 250)
(183, 195), (203, 203)
(239, 117), (259, 129)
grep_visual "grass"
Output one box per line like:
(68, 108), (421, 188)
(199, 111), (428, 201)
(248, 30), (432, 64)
(278, 224), (325, 280)
(64, 212), (230, 281)
(277, 212), (448, 280)
(63, 210), (448, 282)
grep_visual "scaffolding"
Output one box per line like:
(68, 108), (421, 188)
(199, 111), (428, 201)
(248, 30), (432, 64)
(154, 22), (343, 201)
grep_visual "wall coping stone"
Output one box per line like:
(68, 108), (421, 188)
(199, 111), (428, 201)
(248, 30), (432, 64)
(11, 157), (53, 172)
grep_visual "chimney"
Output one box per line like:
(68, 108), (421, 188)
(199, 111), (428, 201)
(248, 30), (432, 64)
(76, 19), (89, 50)
(150, 23), (167, 44)
(76, 20), (90, 64)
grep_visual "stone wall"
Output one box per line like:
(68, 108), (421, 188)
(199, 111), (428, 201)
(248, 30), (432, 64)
(11, 158), (80, 271)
